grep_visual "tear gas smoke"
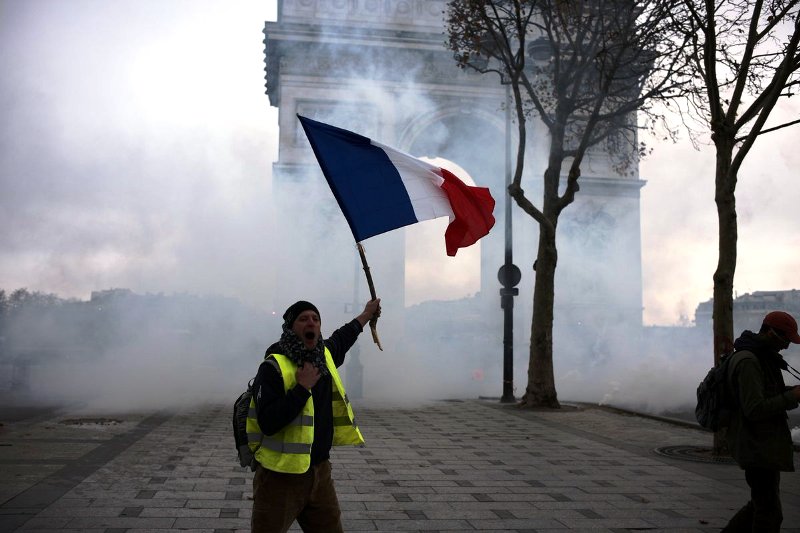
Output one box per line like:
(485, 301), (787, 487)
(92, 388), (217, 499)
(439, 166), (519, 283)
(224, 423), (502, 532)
(1, 0), (798, 431)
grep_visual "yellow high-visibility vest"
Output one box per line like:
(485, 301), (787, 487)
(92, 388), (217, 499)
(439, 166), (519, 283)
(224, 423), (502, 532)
(246, 348), (364, 473)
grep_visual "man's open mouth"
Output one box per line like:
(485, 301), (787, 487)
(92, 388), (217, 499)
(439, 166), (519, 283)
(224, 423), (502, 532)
(304, 332), (315, 340)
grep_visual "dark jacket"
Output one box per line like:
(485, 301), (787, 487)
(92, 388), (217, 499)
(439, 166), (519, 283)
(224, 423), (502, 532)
(725, 330), (799, 471)
(253, 319), (363, 467)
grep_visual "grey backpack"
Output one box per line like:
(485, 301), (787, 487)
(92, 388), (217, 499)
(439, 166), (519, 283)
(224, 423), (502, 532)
(695, 353), (735, 431)
(232, 379), (259, 471)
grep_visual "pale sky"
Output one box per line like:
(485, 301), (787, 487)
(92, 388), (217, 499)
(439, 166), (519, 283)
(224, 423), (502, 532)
(1, 0), (798, 326)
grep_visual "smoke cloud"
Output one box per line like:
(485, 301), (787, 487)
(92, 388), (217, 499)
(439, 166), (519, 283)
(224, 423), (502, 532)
(1, 0), (798, 435)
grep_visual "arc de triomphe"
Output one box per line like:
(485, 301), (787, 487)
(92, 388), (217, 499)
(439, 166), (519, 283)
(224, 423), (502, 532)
(262, 0), (645, 368)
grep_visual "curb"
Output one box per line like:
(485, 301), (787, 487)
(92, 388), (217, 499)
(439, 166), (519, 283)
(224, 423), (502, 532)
(573, 401), (800, 452)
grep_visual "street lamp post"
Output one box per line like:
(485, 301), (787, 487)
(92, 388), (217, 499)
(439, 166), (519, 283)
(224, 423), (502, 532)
(498, 83), (520, 404)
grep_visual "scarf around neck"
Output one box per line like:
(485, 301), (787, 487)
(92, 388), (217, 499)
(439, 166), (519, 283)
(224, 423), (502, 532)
(278, 323), (329, 377)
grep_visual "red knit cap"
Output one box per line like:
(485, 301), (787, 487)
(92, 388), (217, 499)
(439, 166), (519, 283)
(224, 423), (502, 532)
(762, 311), (800, 344)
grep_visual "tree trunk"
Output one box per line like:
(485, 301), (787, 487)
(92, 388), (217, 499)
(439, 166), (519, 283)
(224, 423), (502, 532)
(520, 224), (561, 408)
(520, 147), (564, 409)
(712, 134), (737, 456)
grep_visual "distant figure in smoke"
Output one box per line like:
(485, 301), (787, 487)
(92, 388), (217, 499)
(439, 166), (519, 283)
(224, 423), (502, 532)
(722, 311), (800, 533)
(248, 298), (380, 533)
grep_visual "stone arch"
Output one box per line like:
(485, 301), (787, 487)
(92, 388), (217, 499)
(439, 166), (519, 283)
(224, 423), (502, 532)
(397, 105), (506, 155)
(396, 107), (509, 303)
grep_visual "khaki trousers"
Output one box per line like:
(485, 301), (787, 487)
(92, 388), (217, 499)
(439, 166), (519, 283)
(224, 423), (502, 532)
(251, 460), (343, 533)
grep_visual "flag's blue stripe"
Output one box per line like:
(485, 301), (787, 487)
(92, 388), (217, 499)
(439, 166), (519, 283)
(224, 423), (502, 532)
(298, 115), (418, 242)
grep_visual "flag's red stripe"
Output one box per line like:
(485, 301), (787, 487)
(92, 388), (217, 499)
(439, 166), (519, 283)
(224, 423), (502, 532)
(438, 168), (496, 256)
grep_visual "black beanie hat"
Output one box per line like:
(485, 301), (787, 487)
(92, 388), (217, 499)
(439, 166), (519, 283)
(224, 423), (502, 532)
(283, 301), (320, 327)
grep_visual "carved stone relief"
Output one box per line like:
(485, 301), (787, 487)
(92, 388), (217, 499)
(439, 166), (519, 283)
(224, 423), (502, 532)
(282, 0), (446, 29)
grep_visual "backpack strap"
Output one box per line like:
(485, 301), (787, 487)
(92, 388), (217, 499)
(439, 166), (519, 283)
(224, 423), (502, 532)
(783, 361), (800, 381)
(261, 354), (281, 375)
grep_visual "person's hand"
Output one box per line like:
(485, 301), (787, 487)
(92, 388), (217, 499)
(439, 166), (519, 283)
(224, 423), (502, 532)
(365, 298), (381, 319)
(791, 386), (800, 401)
(356, 298), (381, 327)
(296, 362), (321, 391)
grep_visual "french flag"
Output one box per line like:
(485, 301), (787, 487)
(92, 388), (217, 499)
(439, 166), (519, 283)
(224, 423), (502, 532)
(298, 115), (496, 256)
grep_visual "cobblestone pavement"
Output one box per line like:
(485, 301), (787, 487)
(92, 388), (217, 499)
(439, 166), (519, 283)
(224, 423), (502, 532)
(1, 399), (798, 532)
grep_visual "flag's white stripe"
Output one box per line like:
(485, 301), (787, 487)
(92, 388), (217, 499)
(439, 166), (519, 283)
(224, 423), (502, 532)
(372, 141), (454, 223)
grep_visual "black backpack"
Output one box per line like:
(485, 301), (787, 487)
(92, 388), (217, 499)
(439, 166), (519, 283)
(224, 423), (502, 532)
(695, 352), (735, 431)
(232, 378), (259, 471)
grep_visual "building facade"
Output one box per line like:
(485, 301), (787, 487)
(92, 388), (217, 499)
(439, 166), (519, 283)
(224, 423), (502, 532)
(695, 289), (800, 334)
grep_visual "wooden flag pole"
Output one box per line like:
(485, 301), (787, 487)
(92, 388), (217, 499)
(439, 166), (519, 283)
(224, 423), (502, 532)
(357, 242), (383, 351)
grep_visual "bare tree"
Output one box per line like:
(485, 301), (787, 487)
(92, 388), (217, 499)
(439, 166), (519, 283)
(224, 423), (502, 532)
(677, 0), (800, 453)
(447, 0), (691, 407)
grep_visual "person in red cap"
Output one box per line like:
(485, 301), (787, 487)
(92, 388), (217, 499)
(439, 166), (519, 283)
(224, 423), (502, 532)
(248, 298), (380, 533)
(723, 311), (800, 532)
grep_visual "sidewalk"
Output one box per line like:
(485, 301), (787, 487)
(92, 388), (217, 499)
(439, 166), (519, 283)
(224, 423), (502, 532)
(1, 398), (798, 532)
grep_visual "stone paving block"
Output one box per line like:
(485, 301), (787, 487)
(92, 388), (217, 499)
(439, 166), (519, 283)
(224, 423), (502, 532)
(372, 518), (474, 530)
(172, 516), (249, 528)
(431, 485), (512, 495)
(524, 508), (607, 520)
(405, 492), (482, 502)
(350, 483), (438, 494)
(13, 516), (71, 530)
(34, 506), (125, 518)
(150, 489), (226, 499)
(640, 516), (721, 528)
(123, 530), (216, 533)
(62, 486), (140, 499)
(362, 501), (456, 511)
(335, 518), (376, 531)
(422, 508), (517, 520)
(18, 530), (106, 533)
(62, 516), (176, 528)
(473, 517), (576, 529)
(532, 500), (619, 510)
(87, 497), (188, 508)
(138, 507), (220, 517)
(559, 516), (674, 528)
(40, 498), (91, 509)
(341, 509), (408, 520)
(531, 529), (615, 533)
(184, 499), (252, 509)
(337, 492), (397, 502)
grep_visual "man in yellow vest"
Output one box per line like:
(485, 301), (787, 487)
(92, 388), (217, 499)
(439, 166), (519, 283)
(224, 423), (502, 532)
(249, 299), (380, 533)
